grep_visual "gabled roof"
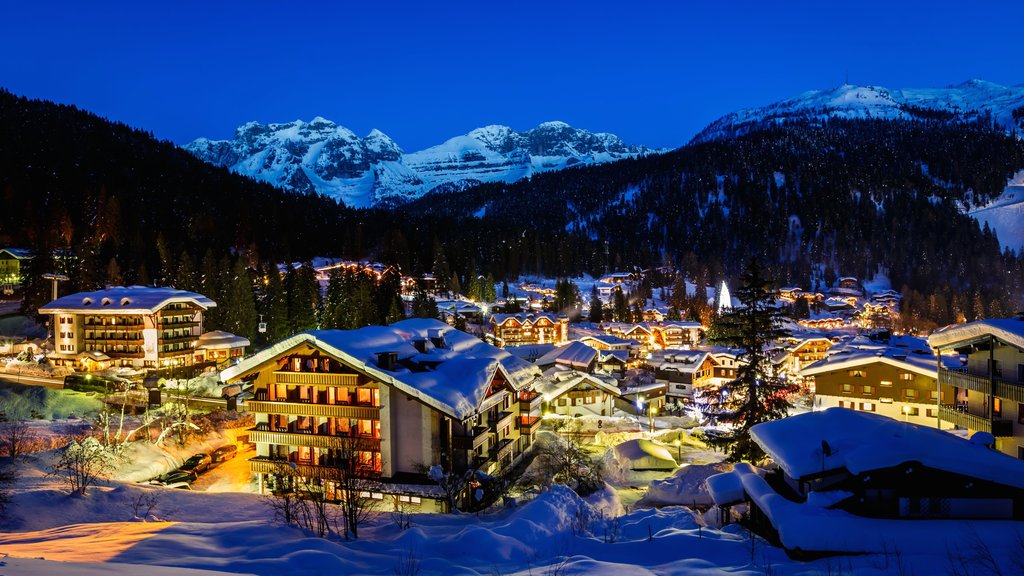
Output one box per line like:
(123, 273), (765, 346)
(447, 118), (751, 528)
(0, 248), (33, 260)
(579, 334), (635, 348)
(537, 367), (620, 400)
(490, 312), (563, 326)
(599, 349), (630, 363)
(751, 408), (1024, 490)
(649, 349), (715, 374)
(535, 341), (598, 370)
(799, 335), (957, 378)
(39, 286), (215, 314)
(221, 319), (540, 420)
(196, 330), (251, 350)
(928, 317), (1024, 352)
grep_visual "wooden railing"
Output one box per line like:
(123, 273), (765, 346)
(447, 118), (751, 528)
(273, 371), (362, 387)
(452, 426), (490, 451)
(490, 411), (515, 433)
(937, 404), (1014, 437)
(940, 368), (1024, 404)
(249, 429), (382, 451)
(247, 400), (379, 420)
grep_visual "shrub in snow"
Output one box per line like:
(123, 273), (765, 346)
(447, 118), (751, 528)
(50, 435), (119, 496)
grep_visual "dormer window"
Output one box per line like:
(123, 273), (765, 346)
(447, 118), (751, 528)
(101, 298), (112, 306)
(121, 298), (131, 306)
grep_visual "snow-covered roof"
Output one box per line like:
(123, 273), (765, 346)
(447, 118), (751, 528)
(659, 321), (703, 330)
(599, 349), (630, 363)
(612, 439), (677, 467)
(537, 368), (620, 400)
(39, 286), (216, 315)
(535, 341), (598, 369)
(799, 335), (956, 378)
(706, 467), (746, 506)
(649, 349), (714, 374)
(221, 319), (540, 420)
(196, 331), (251, 351)
(0, 248), (33, 259)
(578, 334), (635, 348)
(928, 317), (1024, 352)
(750, 408), (1024, 489)
(490, 312), (562, 326)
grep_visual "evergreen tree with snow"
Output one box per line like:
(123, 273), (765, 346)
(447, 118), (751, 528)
(261, 263), (290, 343)
(288, 263), (320, 333)
(698, 259), (798, 463)
(223, 258), (257, 340)
(411, 287), (439, 319)
(612, 287), (628, 322)
(589, 284), (604, 323)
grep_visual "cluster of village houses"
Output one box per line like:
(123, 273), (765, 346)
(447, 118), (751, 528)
(4, 249), (1024, 551)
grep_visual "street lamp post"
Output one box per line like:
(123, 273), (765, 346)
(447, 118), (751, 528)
(649, 406), (657, 433)
(902, 405), (910, 422)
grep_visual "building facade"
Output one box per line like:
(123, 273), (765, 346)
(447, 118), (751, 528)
(801, 336), (955, 428)
(929, 317), (1024, 458)
(221, 319), (542, 512)
(39, 286), (215, 370)
(489, 312), (568, 347)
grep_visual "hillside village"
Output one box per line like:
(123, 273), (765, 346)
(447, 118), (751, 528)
(2, 248), (1024, 573)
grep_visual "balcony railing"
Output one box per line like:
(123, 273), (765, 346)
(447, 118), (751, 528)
(452, 425), (490, 451)
(517, 415), (542, 435)
(247, 400), (379, 420)
(82, 322), (145, 330)
(250, 457), (381, 479)
(939, 368), (1024, 404)
(489, 411), (515, 433)
(249, 428), (382, 451)
(274, 371), (362, 387)
(490, 438), (515, 462)
(519, 392), (543, 412)
(938, 404), (1014, 437)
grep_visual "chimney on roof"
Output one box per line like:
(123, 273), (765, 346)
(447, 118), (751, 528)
(428, 328), (446, 349)
(413, 338), (429, 353)
(376, 351), (398, 371)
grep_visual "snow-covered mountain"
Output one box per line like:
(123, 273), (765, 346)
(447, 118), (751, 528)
(693, 79), (1024, 143)
(185, 119), (659, 207)
(970, 170), (1024, 254)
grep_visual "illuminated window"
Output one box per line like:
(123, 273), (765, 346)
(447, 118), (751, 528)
(880, 380), (893, 387)
(841, 384), (853, 393)
(862, 385), (874, 395)
(859, 402), (875, 412)
(900, 373), (913, 381)
(849, 370), (866, 378)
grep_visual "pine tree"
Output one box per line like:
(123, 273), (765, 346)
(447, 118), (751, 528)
(411, 288), (439, 319)
(449, 272), (461, 298)
(612, 287), (628, 322)
(106, 257), (123, 287)
(386, 296), (405, 324)
(589, 284), (604, 323)
(289, 263), (319, 333)
(224, 259), (257, 340)
(483, 273), (497, 302)
(263, 263), (290, 342)
(174, 251), (198, 292)
(698, 259), (798, 462)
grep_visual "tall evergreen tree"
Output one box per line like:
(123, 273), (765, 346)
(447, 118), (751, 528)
(589, 284), (604, 323)
(612, 287), (628, 322)
(289, 263), (320, 333)
(698, 259), (798, 462)
(174, 251), (198, 292)
(262, 263), (290, 342)
(223, 259), (258, 340)
(411, 287), (439, 319)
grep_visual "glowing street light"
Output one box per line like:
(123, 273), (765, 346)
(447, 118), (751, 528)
(902, 405), (910, 422)
(649, 406), (657, 433)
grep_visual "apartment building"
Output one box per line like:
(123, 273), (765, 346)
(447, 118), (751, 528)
(928, 316), (1024, 457)
(221, 318), (542, 512)
(39, 286), (214, 370)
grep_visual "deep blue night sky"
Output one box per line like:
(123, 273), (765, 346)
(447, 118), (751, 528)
(2, 1), (1021, 150)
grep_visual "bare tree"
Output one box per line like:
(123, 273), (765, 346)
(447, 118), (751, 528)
(533, 419), (603, 496)
(427, 465), (472, 513)
(49, 434), (116, 496)
(0, 419), (32, 459)
(0, 461), (15, 520)
(128, 490), (160, 519)
(265, 436), (381, 540)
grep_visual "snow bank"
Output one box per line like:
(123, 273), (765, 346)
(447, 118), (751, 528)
(641, 463), (732, 507)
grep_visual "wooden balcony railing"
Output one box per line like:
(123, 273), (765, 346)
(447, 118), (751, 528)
(938, 404), (1014, 437)
(940, 368), (1024, 404)
(452, 426), (490, 451)
(247, 400), (379, 420)
(249, 428), (382, 451)
(273, 371), (362, 387)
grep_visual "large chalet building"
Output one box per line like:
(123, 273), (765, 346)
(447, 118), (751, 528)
(220, 319), (543, 512)
(39, 286), (216, 370)
(928, 316), (1024, 458)
(489, 312), (568, 347)
(800, 335), (956, 428)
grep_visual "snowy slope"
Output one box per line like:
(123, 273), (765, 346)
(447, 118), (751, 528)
(694, 79), (1024, 143)
(185, 120), (660, 208)
(969, 170), (1024, 253)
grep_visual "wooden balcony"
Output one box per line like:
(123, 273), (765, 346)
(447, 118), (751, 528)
(519, 392), (543, 412)
(273, 371), (363, 387)
(490, 438), (515, 462)
(938, 404), (1014, 437)
(250, 457), (380, 479)
(249, 428), (382, 451)
(452, 425), (490, 451)
(158, 335), (197, 345)
(82, 322), (145, 331)
(517, 415), (542, 435)
(489, 411), (515, 433)
(83, 336), (143, 345)
(247, 400), (379, 420)
(940, 368), (1024, 404)
(159, 320), (200, 329)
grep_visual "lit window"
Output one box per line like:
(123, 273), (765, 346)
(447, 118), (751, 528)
(880, 380), (893, 387)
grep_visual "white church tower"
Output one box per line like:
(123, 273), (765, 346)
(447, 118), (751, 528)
(717, 281), (732, 313)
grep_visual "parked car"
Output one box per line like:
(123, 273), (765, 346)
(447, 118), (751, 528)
(179, 453), (211, 474)
(210, 445), (238, 463)
(148, 470), (196, 485)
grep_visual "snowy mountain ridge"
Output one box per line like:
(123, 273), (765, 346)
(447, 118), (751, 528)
(693, 79), (1024, 143)
(185, 119), (660, 207)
